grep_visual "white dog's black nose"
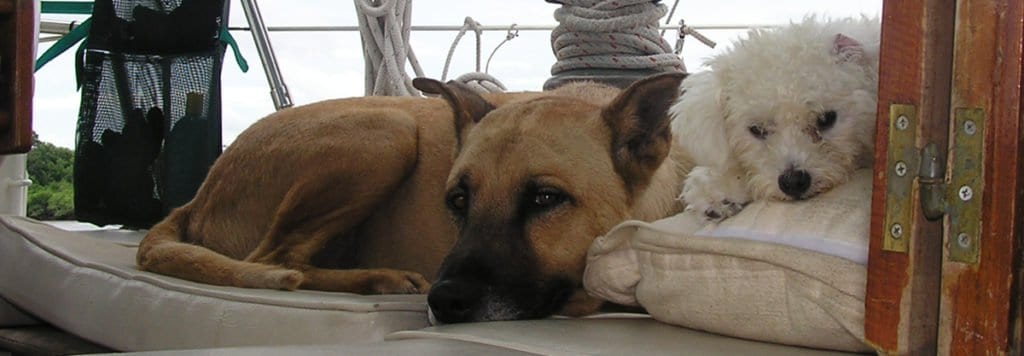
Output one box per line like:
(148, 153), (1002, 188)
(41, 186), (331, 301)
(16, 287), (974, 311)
(778, 169), (811, 199)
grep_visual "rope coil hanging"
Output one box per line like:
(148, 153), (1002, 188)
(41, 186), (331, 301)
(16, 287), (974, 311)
(354, 0), (425, 96)
(549, 0), (685, 74)
(441, 17), (508, 94)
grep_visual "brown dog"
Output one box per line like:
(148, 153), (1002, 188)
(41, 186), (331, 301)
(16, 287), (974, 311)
(136, 72), (689, 323)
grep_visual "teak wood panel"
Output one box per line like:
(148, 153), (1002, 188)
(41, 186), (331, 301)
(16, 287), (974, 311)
(867, 0), (955, 354)
(0, 0), (34, 154)
(938, 0), (1024, 354)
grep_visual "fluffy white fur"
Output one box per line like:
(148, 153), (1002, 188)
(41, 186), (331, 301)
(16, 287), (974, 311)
(671, 16), (881, 222)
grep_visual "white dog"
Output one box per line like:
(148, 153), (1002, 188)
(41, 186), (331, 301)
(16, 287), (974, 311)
(672, 17), (881, 222)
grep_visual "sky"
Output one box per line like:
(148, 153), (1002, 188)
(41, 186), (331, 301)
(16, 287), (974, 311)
(31, 0), (883, 149)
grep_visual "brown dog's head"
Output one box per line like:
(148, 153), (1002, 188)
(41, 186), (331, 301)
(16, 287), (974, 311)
(413, 73), (685, 323)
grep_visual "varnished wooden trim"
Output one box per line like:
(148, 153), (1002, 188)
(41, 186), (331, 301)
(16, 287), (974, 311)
(0, 0), (34, 153)
(939, 0), (1024, 354)
(867, 0), (954, 354)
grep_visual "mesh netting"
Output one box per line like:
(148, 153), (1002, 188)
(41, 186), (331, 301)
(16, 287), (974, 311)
(74, 0), (226, 228)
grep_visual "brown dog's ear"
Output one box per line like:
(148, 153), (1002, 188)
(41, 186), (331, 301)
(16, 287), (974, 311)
(413, 78), (495, 145)
(602, 72), (687, 191)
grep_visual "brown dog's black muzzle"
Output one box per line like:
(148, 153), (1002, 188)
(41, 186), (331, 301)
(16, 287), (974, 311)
(428, 200), (584, 324)
(427, 273), (574, 324)
(426, 279), (483, 323)
(426, 224), (574, 324)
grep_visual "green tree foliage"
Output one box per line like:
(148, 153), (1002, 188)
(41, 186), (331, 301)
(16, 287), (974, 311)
(26, 133), (75, 220)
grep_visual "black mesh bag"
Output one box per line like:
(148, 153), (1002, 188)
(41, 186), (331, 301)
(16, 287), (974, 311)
(74, 0), (228, 228)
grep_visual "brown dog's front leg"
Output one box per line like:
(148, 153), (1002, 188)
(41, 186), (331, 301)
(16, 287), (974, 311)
(298, 267), (431, 294)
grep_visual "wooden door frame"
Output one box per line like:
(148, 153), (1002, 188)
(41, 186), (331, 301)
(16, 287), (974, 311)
(866, 0), (955, 353)
(938, 0), (1023, 354)
(868, 0), (1024, 354)
(0, 0), (35, 154)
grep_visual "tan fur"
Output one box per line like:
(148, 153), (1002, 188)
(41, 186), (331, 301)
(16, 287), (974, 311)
(136, 73), (688, 317)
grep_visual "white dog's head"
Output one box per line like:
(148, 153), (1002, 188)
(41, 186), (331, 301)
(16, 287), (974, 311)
(673, 16), (880, 201)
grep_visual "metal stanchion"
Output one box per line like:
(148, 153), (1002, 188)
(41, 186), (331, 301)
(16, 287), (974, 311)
(238, 0), (293, 110)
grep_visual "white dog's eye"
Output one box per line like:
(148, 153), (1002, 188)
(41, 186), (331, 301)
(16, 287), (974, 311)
(748, 125), (768, 139)
(816, 110), (838, 130)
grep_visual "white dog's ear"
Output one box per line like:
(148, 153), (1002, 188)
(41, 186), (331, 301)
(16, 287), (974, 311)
(602, 72), (687, 191)
(670, 71), (731, 168)
(833, 33), (866, 64)
(413, 78), (494, 146)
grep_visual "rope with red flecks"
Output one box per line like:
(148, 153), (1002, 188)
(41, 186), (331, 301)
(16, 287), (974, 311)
(550, 0), (685, 75)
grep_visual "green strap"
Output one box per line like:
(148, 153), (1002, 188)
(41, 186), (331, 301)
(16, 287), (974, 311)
(34, 17), (91, 72)
(40, 1), (94, 15)
(74, 35), (89, 89)
(38, 22), (247, 72)
(37, 20), (247, 76)
(220, 27), (249, 73)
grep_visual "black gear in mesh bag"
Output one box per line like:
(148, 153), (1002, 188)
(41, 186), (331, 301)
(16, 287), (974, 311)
(74, 0), (228, 228)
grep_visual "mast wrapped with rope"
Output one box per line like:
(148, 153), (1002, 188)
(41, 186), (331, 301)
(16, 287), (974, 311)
(544, 0), (684, 89)
(354, 0), (424, 96)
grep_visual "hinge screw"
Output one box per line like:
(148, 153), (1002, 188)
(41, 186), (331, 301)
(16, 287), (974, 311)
(963, 120), (977, 135)
(958, 185), (974, 201)
(891, 223), (904, 239)
(957, 233), (971, 248)
(896, 115), (910, 130)
(894, 161), (908, 177)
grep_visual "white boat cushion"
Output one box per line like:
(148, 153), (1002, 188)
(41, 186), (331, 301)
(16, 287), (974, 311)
(0, 216), (430, 351)
(115, 315), (858, 355)
(584, 170), (872, 352)
(0, 296), (39, 327)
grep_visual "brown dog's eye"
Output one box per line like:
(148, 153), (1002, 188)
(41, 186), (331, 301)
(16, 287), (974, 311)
(817, 110), (837, 130)
(447, 190), (468, 213)
(748, 125), (768, 139)
(529, 187), (568, 212)
(534, 192), (563, 207)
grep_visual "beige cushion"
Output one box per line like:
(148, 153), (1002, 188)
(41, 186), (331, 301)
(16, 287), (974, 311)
(584, 170), (872, 353)
(0, 216), (429, 351)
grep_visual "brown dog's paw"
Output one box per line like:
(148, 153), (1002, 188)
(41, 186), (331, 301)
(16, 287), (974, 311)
(557, 289), (606, 317)
(368, 270), (432, 295)
(267, 269), (305, 290)
(238, 268), (304, 290)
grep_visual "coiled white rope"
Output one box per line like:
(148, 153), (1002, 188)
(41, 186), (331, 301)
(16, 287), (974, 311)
(486, 24), (519, 74)
(453, 72), (507, 93)
(354, 0), (425, 96)
(440, 17), (509, 94)
(549, 0), (684, 74)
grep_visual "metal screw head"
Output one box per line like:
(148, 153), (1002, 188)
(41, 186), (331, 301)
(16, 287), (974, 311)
(963, 120), (977, 135)
(894, 161), (908, 177)
(958, 185), (974, 201)
(957, 233), (971, 248)
(890, 223), (904, 239)
(896, 115), (910, 130)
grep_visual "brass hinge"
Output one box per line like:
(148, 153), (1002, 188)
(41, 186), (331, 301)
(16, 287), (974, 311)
(945, 108), (984, 263)
(882, 105), (985, 264)
(882, 105), (918, 253)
